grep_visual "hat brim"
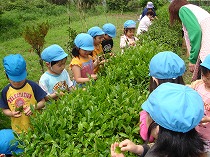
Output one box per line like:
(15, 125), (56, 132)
(7, 70), (27, 82)
(147, 5), (154, 8)
(108, 33), (116, 38)
(200, 62), (210, 69)
(51, 53), (68, 62)
(126, 24), (136, 28)
(81, 46), (94, 51)
(96, 32), (105, 36)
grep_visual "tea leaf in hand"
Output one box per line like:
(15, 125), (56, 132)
(115, 146), (122, 154)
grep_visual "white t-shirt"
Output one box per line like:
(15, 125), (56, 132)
(39, 69), (73, 95)
(137, 16), (152, 35)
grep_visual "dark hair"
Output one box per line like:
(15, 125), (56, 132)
(149, 76), (185, 93)
(72, 46), (80, 57)
(146, 10), (154, 16)
(50, 57), (67, 66)
(5, 73), (9, 79)
(146, 121), (158, 144)
(169, 0), (189, 25)
(124, 28), (135, 35)
(201, 65), (210, 76)
(71, 46), (93, 58)
(151, 126), (205, 157)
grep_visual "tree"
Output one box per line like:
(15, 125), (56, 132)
(22, 22), (50, 73)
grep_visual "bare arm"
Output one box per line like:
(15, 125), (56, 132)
(72, 65), (97, 84)
(2, 108), (22, 118)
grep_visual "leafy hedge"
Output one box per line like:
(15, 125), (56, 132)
(16, 4), (183, 157)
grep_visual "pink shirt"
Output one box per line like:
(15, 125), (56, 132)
(191, 80), (210, 140)
(139, 110), (154, 142)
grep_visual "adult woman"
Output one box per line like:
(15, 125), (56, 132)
(169, 0), (210, 81)
(111, 83), (205, 157)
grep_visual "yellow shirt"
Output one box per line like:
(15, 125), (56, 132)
(92, 44), (103, 61)
(92, 44), (103, 73)
(0, 80), (46, 133)
(70, 56), (94, 78)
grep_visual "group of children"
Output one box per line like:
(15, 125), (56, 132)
(111, 51), (210, 157)
(0, 19), (142, 155)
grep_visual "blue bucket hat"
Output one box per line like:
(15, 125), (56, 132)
(102, 23), (116, 38)
(74, 33), (94, 51)
(41, 44), (68, 62)
(149, 51), (186, 79)
(87, 26), (105, 37)
(3, 54), (27, 82)
(200, 54), (210, 69)
(142, 82), (204, 133)
(0, 129), (23, 154)
(124, 20), (136, 29)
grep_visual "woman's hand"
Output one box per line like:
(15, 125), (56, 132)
(188, 62), (195, 73)
(111, 142), (125, 157)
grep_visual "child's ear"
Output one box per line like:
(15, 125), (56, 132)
(46, 62), (51, 67)
(152, 77), (159, 85)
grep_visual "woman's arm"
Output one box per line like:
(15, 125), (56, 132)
(179, 7), (202, 64)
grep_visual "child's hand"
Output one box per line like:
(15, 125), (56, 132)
(91, 74), (97, 80)
(99, 59), (106, 65)
(129, 42), (135, 46)
(111, 142), (124, 157)
(12, 111), (22, 118)
(59, 91), (65, 96)
(201, 116), (210, 123)
(23, 106), (33, 116)
(119, 139), (143, 155)
(94, 58), (100, 65)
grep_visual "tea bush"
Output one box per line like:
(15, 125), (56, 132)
(18, 43), (180, 156)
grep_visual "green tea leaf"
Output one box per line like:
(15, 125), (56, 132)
(115, 146), (122, 154)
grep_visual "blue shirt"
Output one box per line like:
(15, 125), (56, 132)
(140, 8), (157, 20)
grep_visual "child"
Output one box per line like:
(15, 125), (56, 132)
(189, 54), (210, 156)
(0, 129), (23, 155)
(0, 54), (46, 134)
(102, 23), (116, 54)
(120, 20), (138, 54)
(140, 51), (186, 143)
(136, 10), (154, 36)
(70, 33), (98, 86)
(39, 44), (74, 100)
(111, 83), (205, 157)
(139, 1), (157, 20)
(87, 26), (105, 73)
